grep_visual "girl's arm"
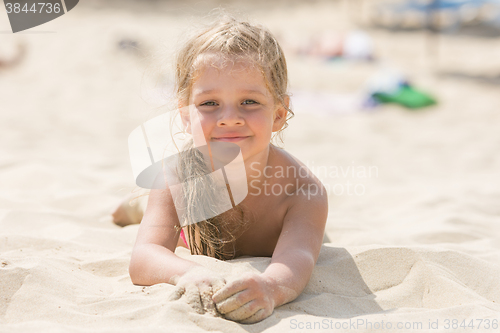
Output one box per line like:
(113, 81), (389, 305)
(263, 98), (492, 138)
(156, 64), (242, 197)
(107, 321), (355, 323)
(129, 188), (201, 285)
(213, 182), (328, 323)
(262, 184), (328, 306)
(130, 188), (226, 315)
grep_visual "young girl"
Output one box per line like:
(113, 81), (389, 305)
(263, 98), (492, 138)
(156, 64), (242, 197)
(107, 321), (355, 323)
(117, 15), (328, 324)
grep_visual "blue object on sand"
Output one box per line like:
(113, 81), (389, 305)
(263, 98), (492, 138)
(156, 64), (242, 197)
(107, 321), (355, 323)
(378, 0), (489, 31)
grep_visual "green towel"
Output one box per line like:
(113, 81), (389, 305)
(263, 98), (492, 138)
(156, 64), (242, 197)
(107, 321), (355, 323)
(373, 85), (437, 109)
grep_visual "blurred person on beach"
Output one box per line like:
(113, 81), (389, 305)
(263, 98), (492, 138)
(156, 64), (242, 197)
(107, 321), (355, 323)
(112, 15), (328, 324)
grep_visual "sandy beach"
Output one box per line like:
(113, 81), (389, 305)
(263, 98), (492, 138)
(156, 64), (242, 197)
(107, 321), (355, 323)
(1, 0), (500, 332)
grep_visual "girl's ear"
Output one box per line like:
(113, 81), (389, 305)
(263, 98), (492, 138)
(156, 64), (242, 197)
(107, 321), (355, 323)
(179, 101), (192, 134)
(272, 95), (289, 132)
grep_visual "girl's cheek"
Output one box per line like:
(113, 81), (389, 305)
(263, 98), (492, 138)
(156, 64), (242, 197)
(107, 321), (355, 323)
(200, 120), (215, 138)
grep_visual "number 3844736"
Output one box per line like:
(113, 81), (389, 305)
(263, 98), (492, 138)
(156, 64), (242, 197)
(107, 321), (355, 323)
(5, 2), (62, 14)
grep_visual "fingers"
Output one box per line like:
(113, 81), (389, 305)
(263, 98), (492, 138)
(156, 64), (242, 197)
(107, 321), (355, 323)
(240, 308), (269, 324)
(219, 296), (272, 323)
(184, 284), (204, 314)
(211, 274), (274, 324)
(224, 301), (260, 321)
(212, 279), (248, 304)
(211, 278), (226, 295)
(199, 284), (219, 317)
(215, 290), (253, 314)
(168, 286), (185, 301)
(169, 277), (226, 317)
(169, 276), (272, 324)
(169, 284), (213, 315)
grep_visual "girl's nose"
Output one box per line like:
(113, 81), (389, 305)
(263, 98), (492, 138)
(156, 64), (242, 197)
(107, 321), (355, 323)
(216, 106), (245, 127)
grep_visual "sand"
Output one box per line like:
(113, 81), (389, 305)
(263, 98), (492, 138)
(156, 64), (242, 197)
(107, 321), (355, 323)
(1, 0), (500, 332)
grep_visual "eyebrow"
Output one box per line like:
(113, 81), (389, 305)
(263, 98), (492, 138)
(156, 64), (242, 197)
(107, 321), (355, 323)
(195, 89), (267, 96)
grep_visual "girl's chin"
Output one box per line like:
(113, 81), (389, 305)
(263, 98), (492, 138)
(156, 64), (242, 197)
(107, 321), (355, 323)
(241, 147), (271, 163)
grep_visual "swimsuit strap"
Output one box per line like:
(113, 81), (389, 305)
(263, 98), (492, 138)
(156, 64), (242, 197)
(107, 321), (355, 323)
(180, 229), (189, 249)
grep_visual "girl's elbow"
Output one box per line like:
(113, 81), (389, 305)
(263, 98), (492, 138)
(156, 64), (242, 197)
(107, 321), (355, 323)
(129, 263), (153, 286)
(129, 258), (142, 285)
(129, 249), (149, 285)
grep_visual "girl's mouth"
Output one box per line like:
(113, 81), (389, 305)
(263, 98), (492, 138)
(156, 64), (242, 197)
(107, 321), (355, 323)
(212, 136), (250, 142)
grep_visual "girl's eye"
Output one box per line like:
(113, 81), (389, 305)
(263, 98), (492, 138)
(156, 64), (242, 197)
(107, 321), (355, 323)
(200, 101), (217, 107)
(242, 100), (258, 105)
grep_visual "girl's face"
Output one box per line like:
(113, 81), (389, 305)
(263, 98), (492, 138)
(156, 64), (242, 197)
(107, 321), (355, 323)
(184, 58), (287, 161)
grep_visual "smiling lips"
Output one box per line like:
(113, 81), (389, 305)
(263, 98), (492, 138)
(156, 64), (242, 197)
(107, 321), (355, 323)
(212, 135), (250, 142)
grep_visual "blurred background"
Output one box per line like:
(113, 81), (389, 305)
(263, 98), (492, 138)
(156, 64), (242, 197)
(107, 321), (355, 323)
(1, 0), (500, 246)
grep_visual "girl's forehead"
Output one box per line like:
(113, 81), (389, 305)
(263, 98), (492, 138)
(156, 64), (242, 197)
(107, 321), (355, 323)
(194, 54), (262, 78)
(191, 56), (271, 93)
(196, 63), (263, 82)
(194, 52), (256, 69)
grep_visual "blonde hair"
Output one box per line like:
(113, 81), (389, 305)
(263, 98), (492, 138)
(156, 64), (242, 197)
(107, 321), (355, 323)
(174, 15), (293, 259)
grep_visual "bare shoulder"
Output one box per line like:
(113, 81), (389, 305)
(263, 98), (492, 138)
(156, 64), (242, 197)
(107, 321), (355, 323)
(268, 145), (328, 230)
(269, 145), (327, 194)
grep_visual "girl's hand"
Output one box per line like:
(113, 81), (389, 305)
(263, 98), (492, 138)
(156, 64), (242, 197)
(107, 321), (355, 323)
(168, 266), (226, 316)
(212, 273), (276, 324)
